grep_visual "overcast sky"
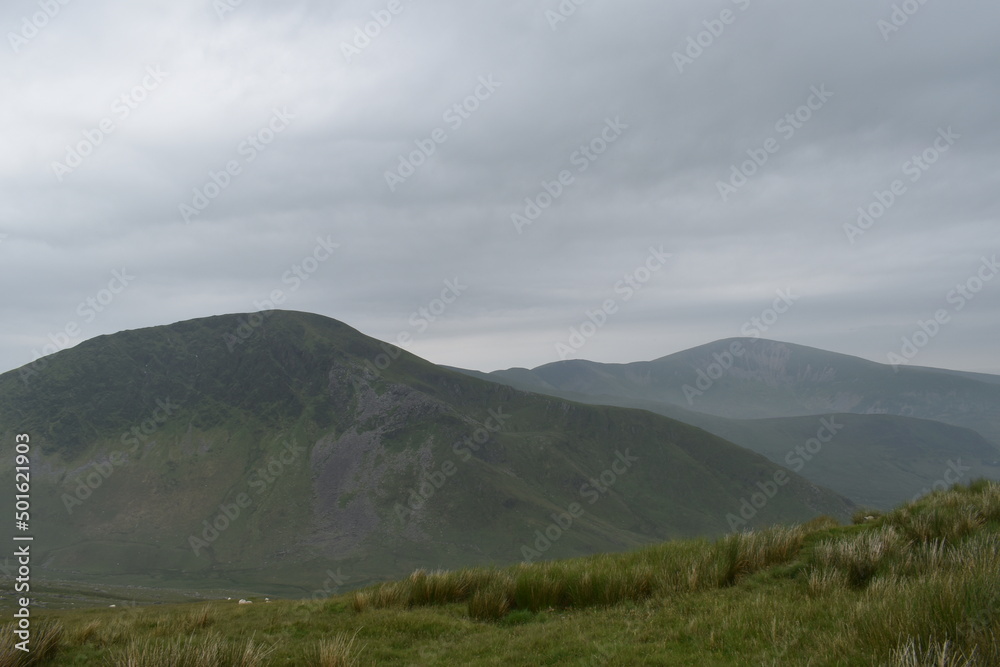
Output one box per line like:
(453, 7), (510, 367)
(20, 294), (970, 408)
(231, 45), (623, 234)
(2, 0), (998, 376)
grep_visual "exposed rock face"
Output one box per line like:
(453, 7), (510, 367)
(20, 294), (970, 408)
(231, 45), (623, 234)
(309, 362), (462, 558)
(725, 343), (839, 387)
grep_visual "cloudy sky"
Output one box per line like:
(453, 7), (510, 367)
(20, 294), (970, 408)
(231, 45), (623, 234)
(2, 0), (998, 376)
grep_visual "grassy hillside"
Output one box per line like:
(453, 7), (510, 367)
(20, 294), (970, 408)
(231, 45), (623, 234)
(6, 480), (998, 665)
(698, 413), (1000, 509)
(0, 311), (851, 597)
(456, 373), (1000, 510)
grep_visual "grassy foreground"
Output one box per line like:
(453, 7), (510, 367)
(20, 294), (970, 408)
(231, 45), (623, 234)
(3, 480), (999, 666)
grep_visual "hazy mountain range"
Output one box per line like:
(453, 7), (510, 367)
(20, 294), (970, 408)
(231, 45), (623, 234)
(455, 337), (1000, 508)
(1, 311), (996, 597)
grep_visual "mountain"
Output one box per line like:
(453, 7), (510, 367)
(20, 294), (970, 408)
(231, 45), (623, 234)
(702, 414), (1000, 509)
(0, 312), (851, 597)
(455, 338), (1000, 508)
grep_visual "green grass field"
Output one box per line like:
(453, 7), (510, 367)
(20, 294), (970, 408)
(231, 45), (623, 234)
(4, 480), (999, 666)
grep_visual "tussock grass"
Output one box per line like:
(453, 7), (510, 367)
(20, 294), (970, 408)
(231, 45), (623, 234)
(806, 567), (849, 597)
(883, 479), (999, 545)
(885, 638), (977, 667)
(467, 582), (512, 622)
(187, 605), (215, 631)
(315, 630), (365, 667)
(350, 581), (408, 612)
(812, 526), (905, 588)
(0, 621), (62, 667)
(355, 525), (805, 617)
(715, 525), (805, 587)
(109, 632), (274, 666)
(15, 479), (1000, 665)
(70, 619), (102, 645)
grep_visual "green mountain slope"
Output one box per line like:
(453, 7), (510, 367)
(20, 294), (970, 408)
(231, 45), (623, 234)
(453, 338), (1000, 509)
(702, 414), (1000, 509)
(0, 312), (851, 597)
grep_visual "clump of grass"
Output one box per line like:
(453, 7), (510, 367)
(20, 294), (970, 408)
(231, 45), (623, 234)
(715, 525), (805, 586)
(805, 567), (849, 598)
(0, 620), (63, 666)
(350, 581), (408, 612)
(565, 563), (655, 608)
(186, 605), (215, 631)
(71, 619), (102, 645)
(468, 583), (512, 622)
(512, 566), (568, 611)
(885, 638), (976, 667)
(857, 568), (1000, 664)
(685, 550), (721, 591)
(884, 480), (997, 545)
(316, 630), (365, 667)
(812, 526), (904, 589)
(109, 632), (274, 666)
(408, 568), (494, 606)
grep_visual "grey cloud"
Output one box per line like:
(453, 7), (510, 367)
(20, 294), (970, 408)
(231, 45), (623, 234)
(1, 0), (997, 376)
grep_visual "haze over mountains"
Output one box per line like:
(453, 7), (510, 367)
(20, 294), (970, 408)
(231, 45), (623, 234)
(455, 337), (1000, 509)
(1, 312), (997, 599)
(0, 311), (853, 598)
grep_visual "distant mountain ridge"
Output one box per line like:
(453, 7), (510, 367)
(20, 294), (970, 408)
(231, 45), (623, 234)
(0, 312), (850, 596)
(470, 337), (1000, 443)
(453, 337), (1000, 508)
